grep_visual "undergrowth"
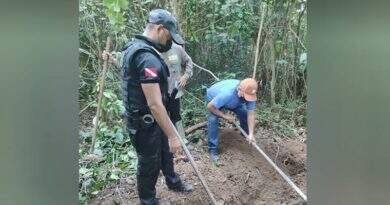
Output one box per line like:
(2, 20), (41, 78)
(79, 85), (306, 204)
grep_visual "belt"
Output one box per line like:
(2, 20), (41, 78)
(126, 109), (156, 131)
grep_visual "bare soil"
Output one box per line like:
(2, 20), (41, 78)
(90, 127), (307, 205)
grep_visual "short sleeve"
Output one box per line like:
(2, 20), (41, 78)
(133, 51), (163, 83)
(211, 93), (230, 109)
(246, 101), (256, 111)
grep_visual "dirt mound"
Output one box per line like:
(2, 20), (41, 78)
(90, 128), (306, 205)
(261, 137), (306, 176)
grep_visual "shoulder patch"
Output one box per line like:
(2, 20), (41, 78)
(168, 54), (179, 62)
(144, 67), (158, 77)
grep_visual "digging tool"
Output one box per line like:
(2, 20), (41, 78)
(168, 120), (218, 205)
(233, 122), (307, 202)
(180, 85), (306, 201)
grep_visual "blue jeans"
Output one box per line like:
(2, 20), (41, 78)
(207, 104), (249, 155)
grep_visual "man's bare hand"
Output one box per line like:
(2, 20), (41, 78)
(223, 114), (236, 124)
(178, 76), (188, 88)
(175, 153), (189, 163)
(169, 137), (182, 154)
(102, 50), (111, 61)
(102, 50), (115, 64)
(247, 133), (256, 144)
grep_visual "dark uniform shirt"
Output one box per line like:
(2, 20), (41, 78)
(121, 35), (170, 129)
(135, 52), (165, 83)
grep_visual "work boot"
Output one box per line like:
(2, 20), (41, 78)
(168, 181), (194, 193)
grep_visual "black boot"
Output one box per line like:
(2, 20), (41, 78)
(168, 181), (194, 193)
(137, 155), (161, 205)
(138, 174), (159, 205)
(138, 198), (171, 205)
(156, 198), (171, 205)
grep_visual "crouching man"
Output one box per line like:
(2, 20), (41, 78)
(206, 78), (258, 165)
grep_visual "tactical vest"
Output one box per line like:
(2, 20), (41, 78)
(121, 37), (170, 120)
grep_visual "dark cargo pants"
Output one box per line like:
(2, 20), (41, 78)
(132, 122), (182, 205)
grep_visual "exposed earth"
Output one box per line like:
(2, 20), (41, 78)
(89, 126), (307, 205)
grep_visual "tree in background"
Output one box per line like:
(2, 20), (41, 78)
(79, 0), (307, 203)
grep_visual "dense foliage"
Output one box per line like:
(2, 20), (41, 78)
(79, 0), (307, 203)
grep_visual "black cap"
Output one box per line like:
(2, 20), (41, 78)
(148, 9), (184, 45)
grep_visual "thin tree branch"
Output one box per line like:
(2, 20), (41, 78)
(252, 3), (266, 79)
(192, 62), (220, 81)
(288, 24), (306, 50)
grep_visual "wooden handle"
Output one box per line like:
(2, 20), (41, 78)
(89, 36), (112, 154)
(105, 36), (112, 54)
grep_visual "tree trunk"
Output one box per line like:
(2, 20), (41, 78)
(170, 0), (179, 21)
(269, 37), (276, 106)
(294, 3), (305, 99)
(252, 3), (266, 79)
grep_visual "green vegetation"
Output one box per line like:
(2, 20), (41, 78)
(79, 0), (307, 203)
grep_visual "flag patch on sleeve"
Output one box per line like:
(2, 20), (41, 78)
(144, 67), (158, 77)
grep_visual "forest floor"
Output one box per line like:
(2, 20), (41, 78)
(89, 125), (307, 205)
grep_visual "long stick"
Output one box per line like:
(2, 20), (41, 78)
(169, 120), (218, 205)
(233, 122), (307, 201)
(185, 121), (207, 134)
(89, 36), (112, 154)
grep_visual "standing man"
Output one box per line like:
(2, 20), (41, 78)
(102, 32), (193, 141)
(105, 9), (193, 205)
(206, 78), (258, 165)
(161, 42), (193, 139)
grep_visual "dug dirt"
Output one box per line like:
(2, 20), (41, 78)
(90, 127), (307, 205)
